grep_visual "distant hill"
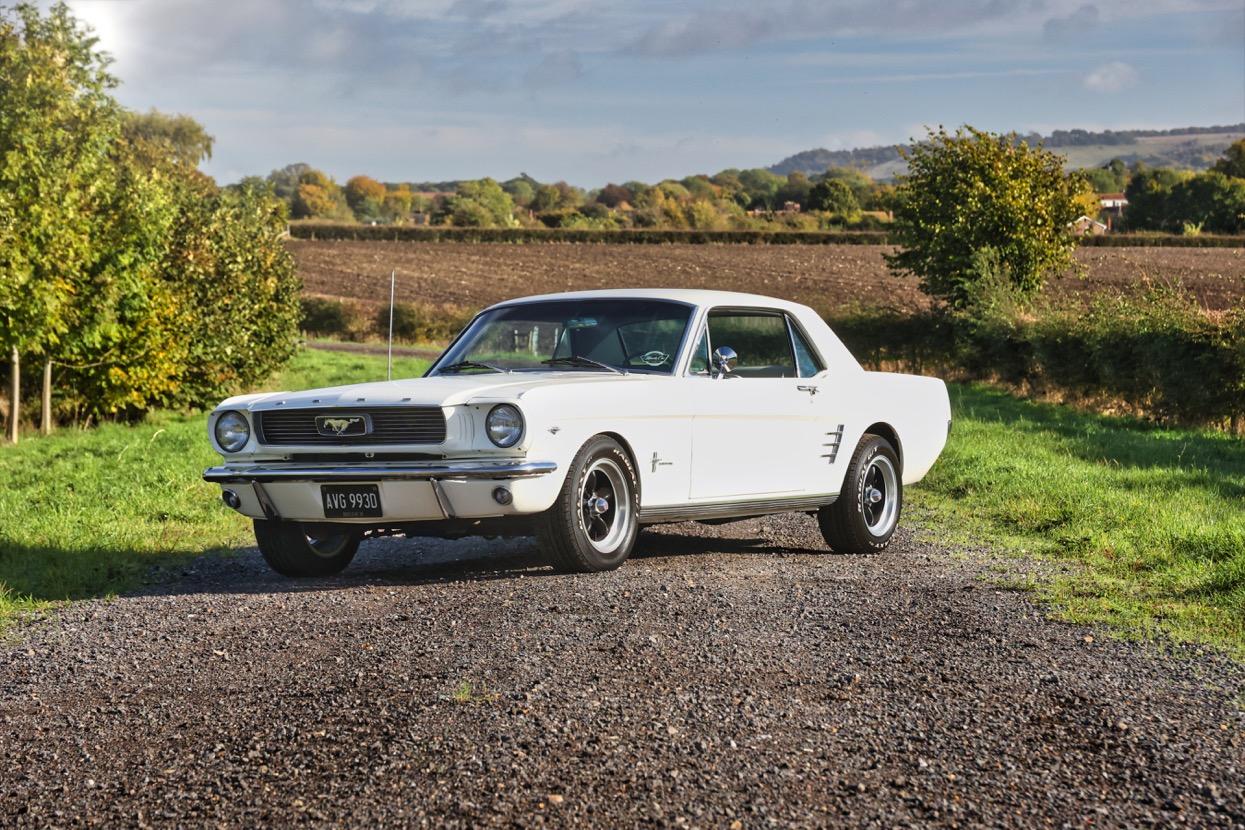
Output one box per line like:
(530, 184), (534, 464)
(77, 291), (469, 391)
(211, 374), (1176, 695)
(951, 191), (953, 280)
(770, 124), (1245, 179)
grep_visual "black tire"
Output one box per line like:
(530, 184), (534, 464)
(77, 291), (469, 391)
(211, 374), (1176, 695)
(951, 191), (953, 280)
(818, 434), (902, 554)
(537, 435), (640, 573)
(254, 520), (360, 577)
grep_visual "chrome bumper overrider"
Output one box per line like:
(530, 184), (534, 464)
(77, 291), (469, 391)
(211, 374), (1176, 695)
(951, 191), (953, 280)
(203, 459), (558, 484)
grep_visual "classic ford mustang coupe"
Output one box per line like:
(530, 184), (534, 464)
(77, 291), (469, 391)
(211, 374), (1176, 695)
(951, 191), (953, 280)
(205, 290), (950, 577)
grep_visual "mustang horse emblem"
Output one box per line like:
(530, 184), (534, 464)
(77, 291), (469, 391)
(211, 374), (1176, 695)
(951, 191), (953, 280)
(316, 415), (368, 437)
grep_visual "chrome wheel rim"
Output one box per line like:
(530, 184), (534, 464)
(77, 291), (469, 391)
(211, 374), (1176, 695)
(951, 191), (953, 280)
(305, 527), (352, 558)
(579, 458), (631, 553)
(862, 455), (899, 537)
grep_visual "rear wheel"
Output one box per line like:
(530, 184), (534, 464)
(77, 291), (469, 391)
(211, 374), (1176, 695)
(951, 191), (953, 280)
(254, 520), (360, 577)
(537, 436), (639, 573)
(818, 434), (902, 554)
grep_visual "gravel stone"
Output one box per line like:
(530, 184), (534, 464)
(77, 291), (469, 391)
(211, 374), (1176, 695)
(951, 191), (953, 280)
(1, 513), (1242, 827)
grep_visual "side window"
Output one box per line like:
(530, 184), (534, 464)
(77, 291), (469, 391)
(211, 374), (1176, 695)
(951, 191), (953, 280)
(687, 327), (711, 375)
(789, 320), (824, 378)
(707, 311), (796, 378)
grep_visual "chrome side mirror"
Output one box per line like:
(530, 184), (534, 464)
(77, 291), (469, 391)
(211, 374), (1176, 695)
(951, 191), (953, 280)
(712, 346), (737, 377)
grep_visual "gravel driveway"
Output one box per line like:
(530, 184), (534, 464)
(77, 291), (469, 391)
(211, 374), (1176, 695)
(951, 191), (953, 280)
(2, 513), (1242, 828)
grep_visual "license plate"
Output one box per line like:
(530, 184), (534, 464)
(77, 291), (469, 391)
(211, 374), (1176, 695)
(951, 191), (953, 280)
(321, 484), (382, 518)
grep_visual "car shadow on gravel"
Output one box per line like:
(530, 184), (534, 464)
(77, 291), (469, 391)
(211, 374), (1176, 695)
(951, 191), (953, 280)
(135, 521), (839, 600)
(633, 528), (827, 558)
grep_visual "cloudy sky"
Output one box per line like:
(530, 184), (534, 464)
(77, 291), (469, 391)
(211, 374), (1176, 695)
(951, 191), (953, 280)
(61, 0), (1245, 186)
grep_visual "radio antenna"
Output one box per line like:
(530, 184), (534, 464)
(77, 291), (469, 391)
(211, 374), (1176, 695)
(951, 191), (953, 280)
(387, 268), (396, 381)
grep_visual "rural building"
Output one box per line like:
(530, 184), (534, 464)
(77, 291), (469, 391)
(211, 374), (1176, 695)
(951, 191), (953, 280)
(1098, 192), (1128, 216)
(1070, 215), (1108, 235)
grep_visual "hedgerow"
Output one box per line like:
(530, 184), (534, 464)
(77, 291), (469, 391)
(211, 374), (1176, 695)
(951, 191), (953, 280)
(827, 288), (1245, 430)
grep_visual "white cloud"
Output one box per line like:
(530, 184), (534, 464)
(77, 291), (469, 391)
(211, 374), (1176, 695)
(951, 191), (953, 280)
(1083, 61), (1139, 92)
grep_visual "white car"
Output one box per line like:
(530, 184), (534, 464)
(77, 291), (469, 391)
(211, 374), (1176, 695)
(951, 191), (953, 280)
(204, 290), (951, 577)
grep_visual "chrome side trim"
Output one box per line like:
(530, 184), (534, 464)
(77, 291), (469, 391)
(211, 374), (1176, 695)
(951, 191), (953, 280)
(205, 459), (557, 484)
(638, 493), (836, 525)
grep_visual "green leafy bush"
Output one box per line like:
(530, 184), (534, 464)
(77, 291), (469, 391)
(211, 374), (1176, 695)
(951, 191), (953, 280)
(886, 127), (1087, 308)
(378, 302), (474, 343)
(828, 287), (1245, 430)
(300, 297), (360, 339)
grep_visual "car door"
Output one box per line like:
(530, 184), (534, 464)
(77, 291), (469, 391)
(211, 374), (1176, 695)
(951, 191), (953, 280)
(686, 308), (828, 500)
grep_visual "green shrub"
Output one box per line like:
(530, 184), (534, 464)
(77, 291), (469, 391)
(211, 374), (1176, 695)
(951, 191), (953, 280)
(885, 127), (1086, 308)
(378, 302), (473, 343)
(300, 297), (359, 339)
(828, 287), (1245, 429)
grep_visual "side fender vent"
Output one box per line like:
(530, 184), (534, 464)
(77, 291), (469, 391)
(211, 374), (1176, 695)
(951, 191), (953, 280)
(821, 424), (846, 463)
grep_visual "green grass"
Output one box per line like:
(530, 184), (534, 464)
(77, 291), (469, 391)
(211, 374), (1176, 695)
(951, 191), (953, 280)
(913, 384), (1245, 654)
(0, 348), (429, 626)
(2, 352), (1242, 656)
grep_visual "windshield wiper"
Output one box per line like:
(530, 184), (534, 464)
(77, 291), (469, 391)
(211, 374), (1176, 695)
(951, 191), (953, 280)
(437, 360), (509, 375)
(540, 355), (626, 375)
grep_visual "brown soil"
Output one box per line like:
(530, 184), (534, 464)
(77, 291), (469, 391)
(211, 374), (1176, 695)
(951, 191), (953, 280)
(291, 240), (1245, 313)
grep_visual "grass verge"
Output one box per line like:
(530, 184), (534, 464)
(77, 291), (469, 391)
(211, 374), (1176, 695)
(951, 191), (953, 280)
(0, 348), (429, 627)
(2, 353), (1241, 656)
(913, 384), (1244, 655)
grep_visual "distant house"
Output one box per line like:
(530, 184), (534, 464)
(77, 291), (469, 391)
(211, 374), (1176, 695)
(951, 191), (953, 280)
(1098, 192), (1128, 216)
(1070, 215), (1108, 235)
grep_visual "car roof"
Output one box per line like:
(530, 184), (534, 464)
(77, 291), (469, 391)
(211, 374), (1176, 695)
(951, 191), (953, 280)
(485, 288), (813, 314)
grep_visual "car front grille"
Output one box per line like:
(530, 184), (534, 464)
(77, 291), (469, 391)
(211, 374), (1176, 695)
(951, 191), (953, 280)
(256, 407), (447, 446)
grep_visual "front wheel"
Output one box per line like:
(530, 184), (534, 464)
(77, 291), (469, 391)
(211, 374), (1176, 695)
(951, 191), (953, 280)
(254, 520), (361, 577)
(818, 434), (902, 554)
(537, 436), (640, 573)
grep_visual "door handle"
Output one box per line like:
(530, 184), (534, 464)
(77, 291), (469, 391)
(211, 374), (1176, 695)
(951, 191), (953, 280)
(797, 385), (819, 395)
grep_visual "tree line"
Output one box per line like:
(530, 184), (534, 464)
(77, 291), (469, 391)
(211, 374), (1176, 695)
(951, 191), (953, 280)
(271, 139), (1245, 237)
(264, 164), (896, 232)
(0, 3), (299, 441)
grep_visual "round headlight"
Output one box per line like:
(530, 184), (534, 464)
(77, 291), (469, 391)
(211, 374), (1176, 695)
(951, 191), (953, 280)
(486, 404), (524, 448)
(214, 410), (250, 453)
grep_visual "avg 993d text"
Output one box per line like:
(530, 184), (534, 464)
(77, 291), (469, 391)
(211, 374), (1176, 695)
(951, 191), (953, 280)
(204, 290), (951, 577)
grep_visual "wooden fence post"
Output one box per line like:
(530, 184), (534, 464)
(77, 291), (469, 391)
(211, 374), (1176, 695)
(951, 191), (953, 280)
(41, 359), (52, 436)
(7, 346), (18, 444)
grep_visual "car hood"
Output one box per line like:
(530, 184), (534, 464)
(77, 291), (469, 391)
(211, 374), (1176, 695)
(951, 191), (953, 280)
(217, 371), (653, 412)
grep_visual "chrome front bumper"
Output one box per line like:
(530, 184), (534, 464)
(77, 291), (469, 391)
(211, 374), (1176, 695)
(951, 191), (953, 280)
(203, 459), (558, 484)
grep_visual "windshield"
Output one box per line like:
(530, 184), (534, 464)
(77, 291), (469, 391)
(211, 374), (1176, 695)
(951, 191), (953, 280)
(431, 299), (693, 375)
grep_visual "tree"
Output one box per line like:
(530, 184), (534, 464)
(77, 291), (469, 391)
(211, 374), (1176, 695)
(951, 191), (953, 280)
(1123, 166), (1187, 230)
(816, 168), (876, 207)
(596, 183), (633, 208)
(775, 172), (811, 208)
(267, 162), (313, 202)
(123, 109), (213, 169)
(442, 178), (514, 227)
(1167, 172), (1245, 234)
(381, 185), (416, 223)
(807, 179), (859, 215)
(291, 168), (351, 220)
(503, 177), (536, 207)
(885, 127), (1085, 308)
(1211, 139), (1245, 179)
(344, 175), (386, 221)
(0, 2), (120, 440)
(736, 168), (784, 209)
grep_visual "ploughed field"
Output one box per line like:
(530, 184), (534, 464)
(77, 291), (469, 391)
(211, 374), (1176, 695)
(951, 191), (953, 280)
(291, 240), (1245, 313)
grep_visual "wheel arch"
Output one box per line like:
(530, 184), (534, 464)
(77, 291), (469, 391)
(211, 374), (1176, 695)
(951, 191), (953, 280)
(863, 422), (902, 473)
